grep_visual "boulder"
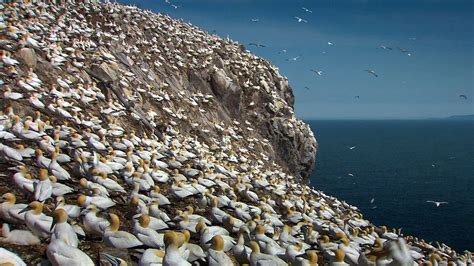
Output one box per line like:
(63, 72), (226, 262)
(15, 48), (37, 68)
(90, 62), (119, 83)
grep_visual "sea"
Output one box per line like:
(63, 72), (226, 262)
(307, 119), (474, 252)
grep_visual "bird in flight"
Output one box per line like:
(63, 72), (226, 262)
(348, 173), (354, 177)
(427, 201), (448, 207)
(251, 18), (259, 23)
(310, 69), (322, 76)
(170, 4), (179, 9)
(327, 41), (334, 46)
(346, 146), (356, 150)
(302, 7), (313, 13)
(365, 69), (378, 77)
(380, 45), (393, 50)
(370, 198), (375, 204)
(294, 16), (308, 23)
(278, 49), (287, 54)
(304, 86), (310, 90)
(248, 43), (266, 48)
(397, 47), (410, 53)
(459, 94), (468, 100)
(354, 95), (360, 99)
(286, 55), (301, 61)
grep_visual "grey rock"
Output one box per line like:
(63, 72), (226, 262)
(267, 118), (317, 180)
(210, 69), (242, 116)
(15, 48), (37, 68)
(90, 62), (119, 83)
(113, 51), (134, 67)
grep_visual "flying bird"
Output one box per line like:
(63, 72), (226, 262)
(286, 55), (301, 61)
(278, 49), (287, 54)
(427, 201), (448, 207)
(354, 95), (360, 99)
(302, 7), (313, 13)
(294, 16), (308, 23)
(170, 4), (179, 9)
(397, 47), (409, 53)
(380, 45), (393, 50)
(327, 41), (334, 46)
(251, 18), (259, 22)
(365, 69), (378, 77)
(346, 146), (356, 150)
(459, 94), (468, 100)
(304, 86), (310, 90)
(348, 173), (354, 177)
(310, 69), (322, 76)
(370, 198), (375, 204)
(248, 43), (266, 48)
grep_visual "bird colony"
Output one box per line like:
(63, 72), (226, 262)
(0, 1), (470, 265)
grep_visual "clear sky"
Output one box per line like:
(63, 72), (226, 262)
(119, 0), (473, 119)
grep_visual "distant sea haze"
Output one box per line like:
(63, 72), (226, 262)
(307, 119), (474, 252)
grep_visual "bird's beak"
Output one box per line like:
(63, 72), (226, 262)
(103, 253), (120, 265)
(50, 216), (57, 231)
(19, 205), (31, 214)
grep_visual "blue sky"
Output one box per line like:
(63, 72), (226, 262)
(119, 0), (473, 119)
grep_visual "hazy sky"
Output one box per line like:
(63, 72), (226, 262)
(119, 0), (473, 119)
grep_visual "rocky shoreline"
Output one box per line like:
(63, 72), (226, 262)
(0, 1), (471, 265)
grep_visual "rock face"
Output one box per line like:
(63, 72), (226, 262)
(69, 18), (318, 180)
(15, 48), (37, 68)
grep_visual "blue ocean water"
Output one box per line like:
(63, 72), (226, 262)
(307, 120), (474, 252)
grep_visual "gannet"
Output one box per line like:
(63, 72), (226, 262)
(0, 247), (26, 266)
(34, 169), (53, 202)
(249, 241), (288, 266)
(163, 231), (191, 266)
(81, 205), (110, 236)
(133, 215), (165, 248)
(139, 249), (165, 266)
(103, 213), (143, 248)
(0, 223), (40, 245)
(426, 201), (448, 207)
(207, 235), (234, 265)
(0, 193), (27, 223)
(20, 201), (52, 238)
(47, 239), (94, 266)
(51, 209), (79, 247)
(294, 16), (308, 23)
(365, 69), (378, 77)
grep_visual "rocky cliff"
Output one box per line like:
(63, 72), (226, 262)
(34, 1), (318, 180)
